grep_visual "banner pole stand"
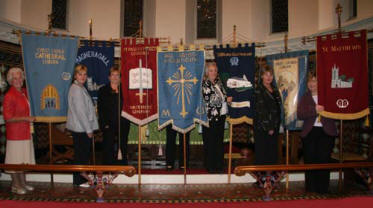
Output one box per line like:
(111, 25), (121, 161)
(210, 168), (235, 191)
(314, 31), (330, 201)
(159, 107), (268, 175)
(286, 129), (289, 192)
(138, 125), (142, 185)
(228, 122), (233, 184)
(183, 133), (187, 185)
(48, 122), (54, 185)
(338, 120), (344, 192)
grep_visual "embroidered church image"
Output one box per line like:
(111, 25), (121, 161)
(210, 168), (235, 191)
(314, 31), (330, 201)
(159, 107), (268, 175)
(331, 64), (353, 88)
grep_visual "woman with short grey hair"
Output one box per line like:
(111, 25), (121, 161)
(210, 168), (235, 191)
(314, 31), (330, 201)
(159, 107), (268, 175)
(3, 67), (35, 194)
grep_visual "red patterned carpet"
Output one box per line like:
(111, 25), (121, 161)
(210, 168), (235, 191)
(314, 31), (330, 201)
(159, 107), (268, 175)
(1, 196), (373, 208)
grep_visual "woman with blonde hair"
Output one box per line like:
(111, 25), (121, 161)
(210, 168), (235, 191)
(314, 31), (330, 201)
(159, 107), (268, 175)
(3, 67), (35, 194)
(66, 64), (98, 187)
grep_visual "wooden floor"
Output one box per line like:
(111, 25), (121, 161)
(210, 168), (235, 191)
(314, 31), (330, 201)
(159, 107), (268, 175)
(0, 180), (371, 203)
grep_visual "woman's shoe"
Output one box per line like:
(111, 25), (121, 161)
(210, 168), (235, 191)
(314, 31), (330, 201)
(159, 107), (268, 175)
(11, 186), (27, 195)
(23, 184), (34, 191)
(166, 165), (174, 171)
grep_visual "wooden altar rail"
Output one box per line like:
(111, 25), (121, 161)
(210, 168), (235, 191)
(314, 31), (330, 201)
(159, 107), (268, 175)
(234, 162), (373, 175)
(0, 164), (136, 175)
(0, 164), (136, 202)
(235, 162), (373, 201)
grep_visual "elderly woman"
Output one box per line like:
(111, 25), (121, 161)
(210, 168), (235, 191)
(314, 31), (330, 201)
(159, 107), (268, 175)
(297, 72), (337, 194)
(97, 67), (130, 165)
(253, 65), (282, 186)
(66, 64), (98, 187)
(202, 62), (231, 173)
(3, 67), (35, 194)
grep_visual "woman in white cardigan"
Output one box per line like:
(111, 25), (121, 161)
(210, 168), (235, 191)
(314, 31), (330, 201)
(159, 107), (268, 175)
(66, 64), (98, 187)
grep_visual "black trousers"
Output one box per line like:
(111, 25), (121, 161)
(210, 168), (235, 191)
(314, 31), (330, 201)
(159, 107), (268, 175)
(254, 129), (279, 165)
(202, 115), (226, 172)
(72, 131), (92, 185)
(166, 125), (190, 168)
(102, 118), (130, 165)
(302, 127), (335, 193)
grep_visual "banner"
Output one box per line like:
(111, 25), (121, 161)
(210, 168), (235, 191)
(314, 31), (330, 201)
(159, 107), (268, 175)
(157, 50), (208, 133)
(317, 30), (369, 120)
(266, 50), (308, 130)
(213, 44), (255, 124)
(121, 38), (158, 125)
(21, 33), (78, 122)
(76, 40), (114, 102)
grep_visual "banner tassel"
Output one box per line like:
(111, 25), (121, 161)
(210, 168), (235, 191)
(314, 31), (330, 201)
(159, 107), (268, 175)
(365, 115), (370, 127)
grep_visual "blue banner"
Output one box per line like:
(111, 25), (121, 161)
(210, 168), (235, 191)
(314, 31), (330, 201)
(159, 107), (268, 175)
(266, 50), (309, 130)
(213, 44), (255, 124)
(76, 40), (114, 102)
(157, 50), (208, 133)
(21, 33), (78, 122)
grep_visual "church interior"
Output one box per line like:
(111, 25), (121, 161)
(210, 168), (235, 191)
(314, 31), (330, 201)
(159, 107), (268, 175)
(1, 0), (373, 207)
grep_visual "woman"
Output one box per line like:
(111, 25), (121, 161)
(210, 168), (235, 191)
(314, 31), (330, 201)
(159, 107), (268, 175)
(253, 66), (282, 186)
(3, 67), (35, 194)
(202, 62), (231, 173)
(254, 66), (282, 165)
(97, 67), (130, 165)
(297, 72), (337, 194)
(66, 64), (99, 187)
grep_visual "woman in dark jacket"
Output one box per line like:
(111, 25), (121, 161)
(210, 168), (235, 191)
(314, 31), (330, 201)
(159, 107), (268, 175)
(254, 66), (282, 165)
(253, 66), (283, 187)
(97, 67), (130, 165)
(297, 72), (337, 194)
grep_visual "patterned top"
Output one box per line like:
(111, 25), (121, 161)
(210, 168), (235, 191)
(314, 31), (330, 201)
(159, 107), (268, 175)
(202, 78), (227, 121)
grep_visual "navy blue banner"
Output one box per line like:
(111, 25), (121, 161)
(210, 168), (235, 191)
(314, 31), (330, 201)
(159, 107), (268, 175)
(21, 33), (78, 122)
(158, 50), (208, 133)
(266, 50), (309, 130)
(213, 44), (255, 124)
(76, 40), (114, 101)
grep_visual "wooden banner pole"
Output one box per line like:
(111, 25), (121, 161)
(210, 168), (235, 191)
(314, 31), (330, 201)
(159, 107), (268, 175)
(228, 122), (233, 183)
(48, 122), (54, 185)
(138, 125), (142, 185)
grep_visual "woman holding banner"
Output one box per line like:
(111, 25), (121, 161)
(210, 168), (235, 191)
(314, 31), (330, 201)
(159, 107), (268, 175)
(297, 72), (337, 194)
(98, 67), (130, 165)
(3, 67), (35, 194)
(253, 65), (282, 186)
(202, 61), (230, 173)
(67, 64), (99, 187)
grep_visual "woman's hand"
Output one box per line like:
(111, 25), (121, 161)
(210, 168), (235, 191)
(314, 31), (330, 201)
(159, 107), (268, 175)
(315, 105), (325, 113)
(87, 133), (94, 138)
(227, 96), (233, 104)
(27, 116), (35, 122)
(268, 130), (274, 135)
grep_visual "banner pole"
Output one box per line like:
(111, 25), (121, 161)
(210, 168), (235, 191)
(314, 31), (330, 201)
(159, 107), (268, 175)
(338, 120), (343, 191)
(183, 133), (187, 185)
(228, 122), (233, 184)
(286, 129), (289, 192)
(138, 124), (142, 185)
(48, 122), (54, 185)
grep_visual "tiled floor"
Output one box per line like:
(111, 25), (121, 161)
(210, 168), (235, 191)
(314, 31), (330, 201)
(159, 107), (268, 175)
(0, 180), (371, 203)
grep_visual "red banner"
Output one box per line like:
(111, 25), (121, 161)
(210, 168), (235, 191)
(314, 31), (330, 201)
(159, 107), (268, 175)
(121, 38), (159, 125)
(317, 30), (369, 120)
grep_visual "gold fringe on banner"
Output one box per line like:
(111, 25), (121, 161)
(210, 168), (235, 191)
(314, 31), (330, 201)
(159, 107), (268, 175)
(34, 116), (67, 123)
(227, 116), (253, 125)
(319, 108), (370, 120)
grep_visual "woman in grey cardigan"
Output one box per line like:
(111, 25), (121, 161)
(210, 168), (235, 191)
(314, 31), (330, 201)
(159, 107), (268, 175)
(66, 64), (98, 187)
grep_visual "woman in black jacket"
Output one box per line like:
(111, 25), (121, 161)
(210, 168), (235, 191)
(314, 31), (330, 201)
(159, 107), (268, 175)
(253, 65), (283, 187)
(97, 67), (130, 165)
(254, 66), (282, 165)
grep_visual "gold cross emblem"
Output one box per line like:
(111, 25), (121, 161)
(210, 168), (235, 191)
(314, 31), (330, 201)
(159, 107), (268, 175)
(166, 65), (198, 118)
